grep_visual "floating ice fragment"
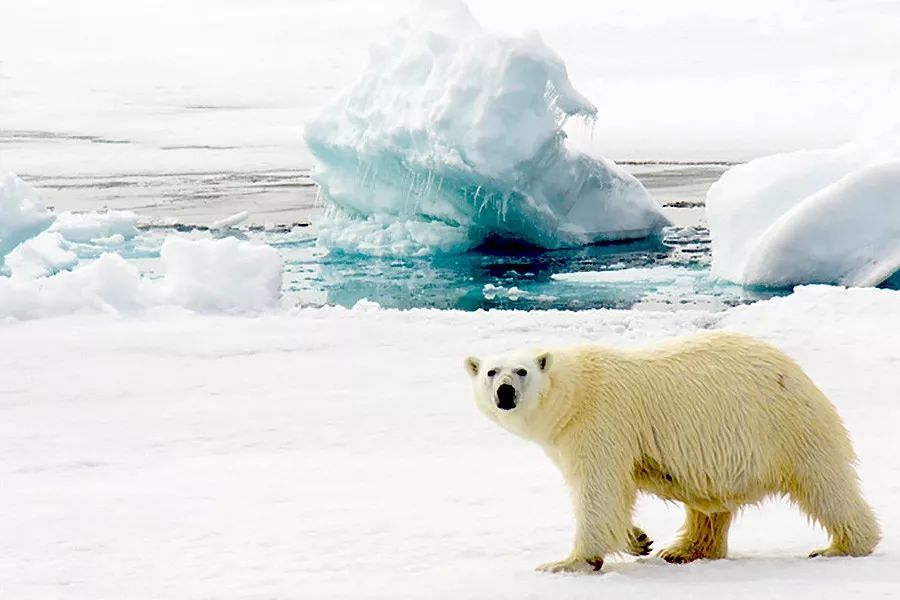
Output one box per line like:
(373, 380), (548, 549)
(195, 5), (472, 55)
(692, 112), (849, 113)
(211, 211), (250, 230)
(0, 173), (55, 261)
(5, 232), (78, 280)
(50, 210), (139, 243)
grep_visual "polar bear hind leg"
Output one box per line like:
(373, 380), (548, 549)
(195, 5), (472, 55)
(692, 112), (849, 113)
(658, 509), (733, 564)
(787, 460), (880, 557)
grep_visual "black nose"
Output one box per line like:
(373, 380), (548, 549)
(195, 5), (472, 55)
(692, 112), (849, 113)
(496, 384), (517, 410)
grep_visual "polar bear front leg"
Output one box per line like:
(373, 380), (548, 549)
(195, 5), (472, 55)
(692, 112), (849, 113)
(538, 462), (636, 573)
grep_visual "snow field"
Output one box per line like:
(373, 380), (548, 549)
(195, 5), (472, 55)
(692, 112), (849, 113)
(1, 286), (898, 599)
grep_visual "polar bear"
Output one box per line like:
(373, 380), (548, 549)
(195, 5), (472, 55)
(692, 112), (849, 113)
(464, 331), (880, 573)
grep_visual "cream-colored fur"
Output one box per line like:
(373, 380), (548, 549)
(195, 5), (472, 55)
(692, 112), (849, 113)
(464, 331), (880, 573)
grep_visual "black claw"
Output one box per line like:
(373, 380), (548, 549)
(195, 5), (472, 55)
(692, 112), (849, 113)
(637, 533), (647, 542)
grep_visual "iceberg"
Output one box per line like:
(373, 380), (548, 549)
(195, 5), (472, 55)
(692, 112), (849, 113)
(706, 134), (900, 287)
(304, 1), (668, 255)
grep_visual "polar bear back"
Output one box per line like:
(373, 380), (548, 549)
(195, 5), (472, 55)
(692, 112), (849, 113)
(545, 331), (853, 511)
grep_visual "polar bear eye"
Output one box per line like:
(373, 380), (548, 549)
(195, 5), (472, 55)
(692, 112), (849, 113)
(516, 369), (527, 377)
(486, 369), (497, 377)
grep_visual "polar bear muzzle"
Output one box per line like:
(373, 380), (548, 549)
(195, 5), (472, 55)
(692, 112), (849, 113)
(496, 383), (517, 410)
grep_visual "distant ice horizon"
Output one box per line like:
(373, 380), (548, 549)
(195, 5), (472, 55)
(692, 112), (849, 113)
(3, 0), (899, 176)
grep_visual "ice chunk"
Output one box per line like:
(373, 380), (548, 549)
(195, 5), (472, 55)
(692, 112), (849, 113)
(156, 237), (283, 313)
(304, 0), (668, 255)
(0, 253), (150, 319)
(481, 283), (529, 301)
(0, 173), (55, 261)
(50, 210), (139, 243)
(211, 211), (250, 230)
(707, 133), (900, 287)
(5, 232), (78, 280)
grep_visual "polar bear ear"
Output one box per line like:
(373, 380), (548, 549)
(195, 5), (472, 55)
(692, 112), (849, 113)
(536, 351), (553, 372)
(464, 356), (481, 376)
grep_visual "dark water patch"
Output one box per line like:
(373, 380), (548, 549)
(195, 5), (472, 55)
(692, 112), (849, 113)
(878, 269), (900, 290)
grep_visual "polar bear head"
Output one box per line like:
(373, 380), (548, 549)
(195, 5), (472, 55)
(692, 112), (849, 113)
(464, 350), (553, 435)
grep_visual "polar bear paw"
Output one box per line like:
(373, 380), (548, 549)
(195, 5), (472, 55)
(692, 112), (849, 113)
(809, 547), (847, 558)
(537, 555), (603, 573)
(657, 546), (703, 564)
(627, 526), (653, 556)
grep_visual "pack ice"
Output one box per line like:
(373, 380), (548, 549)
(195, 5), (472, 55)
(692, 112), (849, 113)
(0, 172), (283, 318)
(707, 133), (900, 288)
(304, 1), (668, 256)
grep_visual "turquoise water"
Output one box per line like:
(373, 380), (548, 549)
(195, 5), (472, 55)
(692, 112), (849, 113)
(61, 217), (900, 313)
(85, 222), (779, 311)
(274, 226), (781, 311)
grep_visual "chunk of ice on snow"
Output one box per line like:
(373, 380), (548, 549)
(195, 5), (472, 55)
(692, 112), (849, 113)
(156, 237), (283, 313)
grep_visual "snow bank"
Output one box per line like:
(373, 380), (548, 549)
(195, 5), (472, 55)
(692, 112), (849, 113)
(707, 135), (900, 287)
(0, 173), (55, 261)
(0, 237), (283, 319)
(49, 209), (140, 243)
(304, 1), (668, 255)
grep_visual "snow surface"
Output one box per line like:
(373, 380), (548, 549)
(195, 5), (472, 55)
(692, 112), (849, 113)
(1, 285), (898, 598)
(0, 237), (282, 319)
(304, 1), (668, 254)
(707, 134), (900, 287)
